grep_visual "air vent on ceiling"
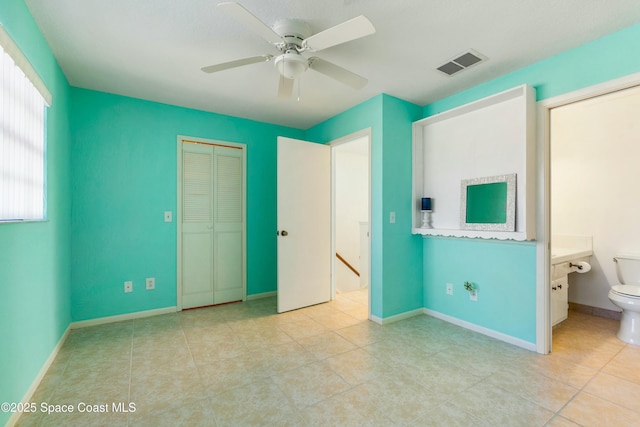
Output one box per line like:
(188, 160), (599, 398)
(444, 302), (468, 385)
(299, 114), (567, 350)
(436, 49), (487, 76)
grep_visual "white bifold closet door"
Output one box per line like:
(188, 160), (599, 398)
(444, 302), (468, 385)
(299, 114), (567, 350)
(182, 142), (244, 309)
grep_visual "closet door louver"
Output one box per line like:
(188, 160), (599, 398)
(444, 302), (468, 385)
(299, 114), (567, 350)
(215, 154), (242, 223)
(212, 147), (244, 303)
(181, 142), (244, 309)
(183, 151), (213, 223)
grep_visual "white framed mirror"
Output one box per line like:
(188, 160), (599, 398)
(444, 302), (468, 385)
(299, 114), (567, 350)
(460, 173), (516, 231)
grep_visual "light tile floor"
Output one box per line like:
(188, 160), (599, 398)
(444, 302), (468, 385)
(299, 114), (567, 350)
(15, 290), (640, 426)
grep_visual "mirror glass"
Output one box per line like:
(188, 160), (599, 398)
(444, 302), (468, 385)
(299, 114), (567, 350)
(460, 173), (516, 231)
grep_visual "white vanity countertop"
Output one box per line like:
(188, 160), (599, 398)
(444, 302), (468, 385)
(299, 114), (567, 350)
(551, 247), (593, 265)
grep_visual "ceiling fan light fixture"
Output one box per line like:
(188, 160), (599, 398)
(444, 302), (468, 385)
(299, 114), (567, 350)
(275, 52), (308, 79)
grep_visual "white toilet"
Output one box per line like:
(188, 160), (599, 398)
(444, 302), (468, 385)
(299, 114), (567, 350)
(608, 255), (640, 345)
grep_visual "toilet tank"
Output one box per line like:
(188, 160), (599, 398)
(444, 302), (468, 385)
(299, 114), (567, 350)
(615, 255), (640, 284)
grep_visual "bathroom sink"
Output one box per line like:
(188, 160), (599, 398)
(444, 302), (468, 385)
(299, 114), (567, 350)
(551, 247), (593, 265)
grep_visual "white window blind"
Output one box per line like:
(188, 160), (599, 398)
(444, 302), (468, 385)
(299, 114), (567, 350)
(0, 25), (51, 221)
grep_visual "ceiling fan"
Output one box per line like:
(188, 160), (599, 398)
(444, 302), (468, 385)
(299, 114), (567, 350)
(201, 2), (376, 99)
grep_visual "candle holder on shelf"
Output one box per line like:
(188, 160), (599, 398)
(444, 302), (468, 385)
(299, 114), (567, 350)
(421, 197), (432, 229)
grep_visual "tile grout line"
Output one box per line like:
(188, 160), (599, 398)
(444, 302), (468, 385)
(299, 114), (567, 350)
(269, 302), (368, 422)
(178, 312), (223, 427)
(560, 342), (640, 418)
(543, 322), (629, 425)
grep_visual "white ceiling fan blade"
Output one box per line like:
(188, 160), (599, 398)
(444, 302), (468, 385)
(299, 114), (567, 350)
(308, 57), (368, 89)
(201, 55), (272, 73)
(302, 15), (375, 52)
(277, 75), (294, 99)
(218, 2), (283, 45)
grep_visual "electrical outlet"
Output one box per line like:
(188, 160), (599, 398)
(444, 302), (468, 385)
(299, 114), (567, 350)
(145, 277), (155, 290)
(469, 289), (478, 301)
(446, 283), (453, 295)
(124, 281), (133, 293)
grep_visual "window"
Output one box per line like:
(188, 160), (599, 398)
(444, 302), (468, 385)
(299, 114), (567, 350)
(0, 25), (51, 222)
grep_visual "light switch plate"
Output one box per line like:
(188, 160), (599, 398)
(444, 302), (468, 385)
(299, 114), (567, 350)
(390, 212), (396, 224)
(164, 211), (172, 222)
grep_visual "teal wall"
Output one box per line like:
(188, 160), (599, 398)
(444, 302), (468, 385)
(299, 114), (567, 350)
(380, 96), (423, 317)
(0, 1), (72, 425)
(70, 89), (304, 321)
(425, 24), (640, 116)
(307, 96), (385, 317)
(422, 23), (640, 344)
(424, 238), (536, 341)
(307, 94), (424, 318)
(3, 0), (640, 417)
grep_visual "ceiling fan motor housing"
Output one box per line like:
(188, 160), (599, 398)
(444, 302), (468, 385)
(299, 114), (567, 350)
(273, 19), (312, 48)
(272, 19), (313, 79)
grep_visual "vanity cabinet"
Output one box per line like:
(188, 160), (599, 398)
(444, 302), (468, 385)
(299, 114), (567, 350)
(411, 84), (536, 240)
(552, 276), (569, 326)
(550, 244), (593, 326)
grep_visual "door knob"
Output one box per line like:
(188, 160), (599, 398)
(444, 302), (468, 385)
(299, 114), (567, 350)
(280, 230), (288, 236)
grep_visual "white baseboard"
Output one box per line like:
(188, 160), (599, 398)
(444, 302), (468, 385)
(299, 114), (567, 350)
(423, 308), (537, 352)
(246, 291), (277, 301)
(71, 306), (177, 329)
(370, 308), (423, 325)
(7, 325), (71, 427)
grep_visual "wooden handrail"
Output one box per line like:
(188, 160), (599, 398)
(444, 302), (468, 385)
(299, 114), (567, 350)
(336, 252), (359, 277)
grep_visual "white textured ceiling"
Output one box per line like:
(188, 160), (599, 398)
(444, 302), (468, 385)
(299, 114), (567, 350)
(24, 0), (640, 129)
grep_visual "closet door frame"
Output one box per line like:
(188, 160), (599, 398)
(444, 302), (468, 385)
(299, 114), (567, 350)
(176, 135), (247, 311)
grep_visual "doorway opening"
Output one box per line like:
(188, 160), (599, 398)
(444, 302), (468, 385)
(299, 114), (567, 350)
(331, 130), (371, 320)
(539, 74), (640, 352)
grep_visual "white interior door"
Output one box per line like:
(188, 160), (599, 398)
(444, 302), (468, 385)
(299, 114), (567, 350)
(181, 141), (245, 309)
(277, 137), (331, 313)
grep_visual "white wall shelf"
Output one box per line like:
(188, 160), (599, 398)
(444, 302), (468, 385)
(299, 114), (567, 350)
(412, 85), (536, 241)
(414, 227), (528, 241)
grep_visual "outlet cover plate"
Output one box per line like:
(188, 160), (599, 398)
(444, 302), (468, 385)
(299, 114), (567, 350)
(446, 283), (453, 295)
(145, 277), (155, 290)
(124, 281), (133, 293)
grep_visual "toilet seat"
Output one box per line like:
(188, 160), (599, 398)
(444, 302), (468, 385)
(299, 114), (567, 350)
(610, 284), (640, 299)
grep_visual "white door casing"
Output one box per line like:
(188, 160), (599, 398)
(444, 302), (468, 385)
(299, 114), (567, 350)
(277, 137), (331, 313)
(536, 72), (640, 354)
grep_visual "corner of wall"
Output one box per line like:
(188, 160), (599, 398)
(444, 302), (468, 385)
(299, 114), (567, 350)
(0, 1), (73, 425)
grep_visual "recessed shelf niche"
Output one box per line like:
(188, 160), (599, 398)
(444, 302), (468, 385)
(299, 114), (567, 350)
(412, 84), (536, 240)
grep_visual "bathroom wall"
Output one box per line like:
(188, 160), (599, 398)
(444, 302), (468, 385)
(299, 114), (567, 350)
(551, 85), (640, 311)
(334, 137), (369, 293)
